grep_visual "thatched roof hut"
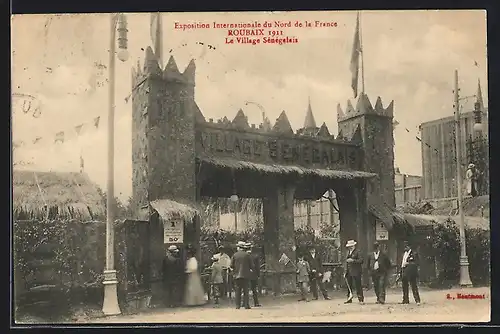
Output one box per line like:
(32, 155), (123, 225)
(13, 170), (105, 220)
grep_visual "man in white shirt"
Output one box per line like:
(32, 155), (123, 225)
(400, 241), (421, 305)
(367, 242), (392, 304)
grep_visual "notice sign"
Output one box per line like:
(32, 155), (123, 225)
(376, 221), (389, 241)
(164, 220), (184, 244)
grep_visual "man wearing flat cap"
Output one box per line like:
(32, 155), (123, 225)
(367, 242), (392, 304)
(344, 239), (364, 304)
(400, 241), (421, 305)
(162, 245), (183, 307)
(230, 241), (254, 309)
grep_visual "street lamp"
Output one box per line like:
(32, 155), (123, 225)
(473, 101), (484, 133)
(453, 69), (473, 287)
(102, 12), (129, 316)
(230, 194), (238, 231)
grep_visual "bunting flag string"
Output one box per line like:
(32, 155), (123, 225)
(74, 124), (84, 136)
(13, 115), (102, 150)
(399, 124), (468, 167)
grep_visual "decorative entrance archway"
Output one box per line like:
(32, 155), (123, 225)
(131, 47), (396, 294)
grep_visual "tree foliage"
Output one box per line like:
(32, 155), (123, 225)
(430, 218), (490, 287)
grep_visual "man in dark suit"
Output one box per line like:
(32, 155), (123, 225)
(230, 241), (254, 309)
(344, 239), (364, 304)
(367, 242), (392, 304)
(162, 245), (183, 307)
(305, 245), (330, 300)
(246, 242), (262, 307)
(400, 241), (421, 305)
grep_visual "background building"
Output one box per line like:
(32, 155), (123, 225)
(419, 81), (488, 206)
(394, 168), (422, 206)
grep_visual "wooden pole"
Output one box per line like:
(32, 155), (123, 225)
(359, 11), (365, 95)
(453, 69), (472, 287)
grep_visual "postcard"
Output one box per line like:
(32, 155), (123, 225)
(11, 10), (490, 325)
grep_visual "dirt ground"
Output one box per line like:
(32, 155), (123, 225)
(84, 286), (490, 324)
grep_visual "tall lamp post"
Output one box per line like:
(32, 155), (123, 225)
(453, 69), (473, 287)
(102, 13), (129, 316)
(230, 194), (239, 231)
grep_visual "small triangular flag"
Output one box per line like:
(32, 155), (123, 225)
(74, 124), (84, 135)
(55, 131), (65, 144)
(93, 116), (100, 128)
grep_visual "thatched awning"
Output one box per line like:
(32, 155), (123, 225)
(198, 156), (377, 180)
(13, 170), (105, 219)
(150, 199), (200, 222)
(405, 214), (490, 231)
(369, 203), (396, 230)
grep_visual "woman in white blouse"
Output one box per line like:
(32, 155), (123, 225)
(184, 247), (206, 306)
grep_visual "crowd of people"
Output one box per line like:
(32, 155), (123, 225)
(161, 238), (422, 309)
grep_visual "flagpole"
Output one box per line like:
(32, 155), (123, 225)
(359, 11), (365, 95)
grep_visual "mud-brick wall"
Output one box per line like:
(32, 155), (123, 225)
(361, 114), (395, 210)
(157, 79), (197, 202)
(131, 75), (151, 215)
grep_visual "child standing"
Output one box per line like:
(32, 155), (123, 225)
(296, 253), (311, 302)
(210, 254), (224, 305)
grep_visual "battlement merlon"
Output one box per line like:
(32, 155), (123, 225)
(132, 46), (196, 86)
(337, 94), (394, 122)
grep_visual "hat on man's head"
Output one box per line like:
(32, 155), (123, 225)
(245, 242), (253, 249)
(211, 254), (220, 261)
(468, 163), (475, 169)
(168, 245), (179, 252)
(373, 242), (380, 248)
(346, 240), (357, 247)
(237, 241), (246, 248)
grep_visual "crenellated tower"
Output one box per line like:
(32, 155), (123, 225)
(337, 93), (396, 227)
(131, 46), (198, 214)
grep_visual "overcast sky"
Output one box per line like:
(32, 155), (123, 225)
(11, 10), (488, 202)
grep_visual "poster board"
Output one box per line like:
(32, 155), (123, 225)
(163, 219), (184, 244)
(375, 221), (389, 241)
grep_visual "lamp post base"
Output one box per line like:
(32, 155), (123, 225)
(102, 270), (121, 316)
(459, 256), (473, 287)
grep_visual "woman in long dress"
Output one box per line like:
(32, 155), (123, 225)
(184, 248), (206, 306)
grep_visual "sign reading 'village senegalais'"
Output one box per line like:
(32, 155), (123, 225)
(196, 127), (361, 169)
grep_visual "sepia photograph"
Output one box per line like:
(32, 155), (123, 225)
(11, 10), (490, 324)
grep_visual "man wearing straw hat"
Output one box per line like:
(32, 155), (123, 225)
(344, 239), (364, 304)
(230, 241), (254, 309)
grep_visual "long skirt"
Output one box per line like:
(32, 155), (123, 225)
(184, 272), (206, 306)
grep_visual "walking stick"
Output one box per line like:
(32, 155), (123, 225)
(344, 272), (353, 301)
